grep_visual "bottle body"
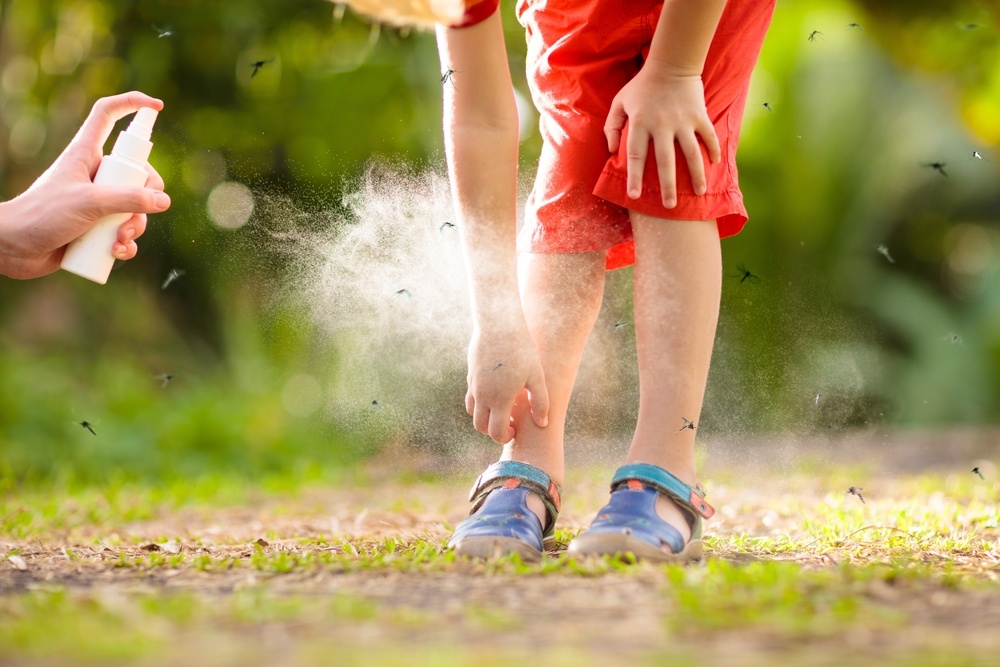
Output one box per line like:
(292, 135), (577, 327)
(59, 154), (148, 284)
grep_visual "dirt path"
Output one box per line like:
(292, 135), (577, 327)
(3, 436), (1000, 666)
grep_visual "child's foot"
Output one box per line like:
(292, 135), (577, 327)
(567, 463), (714, 563)
(448, 461), (561, 562)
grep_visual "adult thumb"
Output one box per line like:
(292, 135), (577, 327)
(86, 185), (170, 219)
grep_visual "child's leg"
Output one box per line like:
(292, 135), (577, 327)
(626, 213), (722, 541)
(504, 250), (606, 515)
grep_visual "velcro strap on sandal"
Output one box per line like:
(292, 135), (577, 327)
(468, 461), (562, 529)
(611, 463), (715, 519)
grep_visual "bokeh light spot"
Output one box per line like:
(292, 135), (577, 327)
(207, 181), (254, 230)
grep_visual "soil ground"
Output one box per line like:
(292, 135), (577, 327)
(2, 430), (1000, 666)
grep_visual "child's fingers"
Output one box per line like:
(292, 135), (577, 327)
(678, 132), (707, 197)
(526, 374), (550, 429)
(653, 133), (678, 208)
(604, 102), (626, 154)
(472, 401), (493, 439)
(700, 120), (722, 165)
(487, 405), (515, 444)
(625, 126), (650, 199)
(465, 390), (475, 417)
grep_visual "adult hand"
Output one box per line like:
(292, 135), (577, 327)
(0, 91), (170, 280)
(466, 324), (550, 444)
(604, 64), (721, 208)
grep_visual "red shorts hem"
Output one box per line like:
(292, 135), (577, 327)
(594, 169), (748, 226)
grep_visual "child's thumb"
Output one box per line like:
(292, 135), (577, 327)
(527, 375), (550, 429)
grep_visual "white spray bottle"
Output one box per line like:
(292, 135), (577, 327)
(60, 107), (159, 284)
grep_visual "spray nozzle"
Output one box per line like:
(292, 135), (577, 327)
(127, 107), (158, 141)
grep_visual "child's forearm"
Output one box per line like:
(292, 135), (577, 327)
(436, 13), (523, 328)
(647, 0), (728, 76)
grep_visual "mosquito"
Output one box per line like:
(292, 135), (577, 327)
(155, 373), (177, 389)
(847, 486), (865, 504)
(808, 30), (824, 42)
(762, 102), (774, 112)
(394, 288), (412, 299)
(972, 467), (984, 480)
(943, 332), (963, 345)
(161, 268), (185, 290)
(250, 58), (275, 78)
(441, 67), (458, 86)
(847, 22), (863, 30)
(79, 421), (97, 436)
(966, 151), (993, 163)
(814, 393), (822, 407)
(492, 362), (503, 371)
(875, 244), (895, 264)
(371, 399), (383, 410)
(613, 319), (629, 331)
(439, 221), (456, 234)
(735, 263), (761, 284)
(152, 24), (174, 38)
(922, 161), (948, 177)
(679, 417), (696, 432)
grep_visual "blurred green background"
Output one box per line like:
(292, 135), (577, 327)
(0, 0), (997, 488)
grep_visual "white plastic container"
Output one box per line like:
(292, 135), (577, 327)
(60, 107), (159, 284)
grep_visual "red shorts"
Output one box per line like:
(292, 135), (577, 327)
(515, 0), (776, 270)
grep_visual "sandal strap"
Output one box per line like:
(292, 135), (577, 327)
(611, 463), (715, 520)
(468, 461), (562, 534)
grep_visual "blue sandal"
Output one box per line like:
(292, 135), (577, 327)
(448, 461), (562, 562)
(567, 463), (714, 563)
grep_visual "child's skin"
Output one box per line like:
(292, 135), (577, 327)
(0, 92), (170, 280)
(437, 1), (729, 542)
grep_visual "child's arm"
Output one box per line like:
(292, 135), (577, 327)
(436, 12), (550, 444)
(604, 0), (728, 208)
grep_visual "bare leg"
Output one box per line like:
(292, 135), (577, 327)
(504, 251), (606, 520)
(628, 213), (722, 542)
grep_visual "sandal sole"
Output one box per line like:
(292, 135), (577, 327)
(450, 536), (543, 562)
(566, 533), (703, 563)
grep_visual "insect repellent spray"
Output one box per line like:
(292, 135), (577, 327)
(60, 107), (159, 284)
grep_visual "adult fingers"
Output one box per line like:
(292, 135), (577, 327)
(116, 213), (148, 245)
(84, 185), (170, 219)
(71, 92), (164, 155)
(625, 126), (650, 199)
(112, 240), (139, 260)
(604, 101), (627, 154)
(465, 390), (475, 417)
(144, 163), (165, 191)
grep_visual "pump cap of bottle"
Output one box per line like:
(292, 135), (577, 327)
(128, 107), (158, 141)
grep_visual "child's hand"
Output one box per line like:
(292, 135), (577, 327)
(604, 64), (721, 208)
(466, 325), (549, 444)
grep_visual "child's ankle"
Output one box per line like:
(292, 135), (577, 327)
(524, 490), (548, 528)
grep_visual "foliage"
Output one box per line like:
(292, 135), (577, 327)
(0, 0), (998, 479)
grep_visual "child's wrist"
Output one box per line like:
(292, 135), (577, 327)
(643, 56), (703, 79)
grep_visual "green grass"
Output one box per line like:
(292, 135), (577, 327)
(3, 466), (1000, 666)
